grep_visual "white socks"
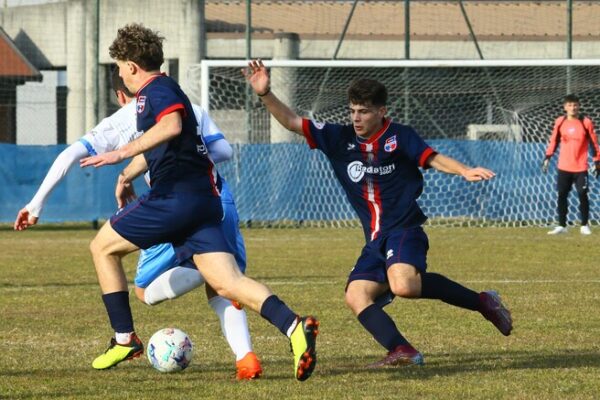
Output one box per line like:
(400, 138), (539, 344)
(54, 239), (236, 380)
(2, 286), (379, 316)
(143, 266), (205, 305)
(209, 296), (253, 361)
(115, 332), (132, 344)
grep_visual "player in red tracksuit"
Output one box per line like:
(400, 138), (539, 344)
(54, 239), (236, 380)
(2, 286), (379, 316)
(543, 94), (600, 235)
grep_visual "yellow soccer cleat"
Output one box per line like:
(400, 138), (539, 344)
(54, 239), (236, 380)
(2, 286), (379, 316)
(92, 333), (144, 370)
(289, 316), (319, 381)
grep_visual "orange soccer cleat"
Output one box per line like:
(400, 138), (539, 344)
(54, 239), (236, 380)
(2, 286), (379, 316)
(236, 351), (263, 380)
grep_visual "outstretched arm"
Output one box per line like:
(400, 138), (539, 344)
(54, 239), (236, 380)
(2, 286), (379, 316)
(14, 142), (89, 230)
(242, 59), (303, 135)
(427, 153), (495, 182)
(80, 112), (182, 168)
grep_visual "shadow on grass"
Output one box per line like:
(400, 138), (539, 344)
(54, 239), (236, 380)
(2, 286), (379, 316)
(5, 348), (600, 381)
(325, 349), (600, 378)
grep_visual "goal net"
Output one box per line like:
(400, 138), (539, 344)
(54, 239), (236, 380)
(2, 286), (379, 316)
(187, 59), (600, 228)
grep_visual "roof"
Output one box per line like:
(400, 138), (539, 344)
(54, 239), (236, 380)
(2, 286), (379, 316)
(0, 27), (41, 79)
(205, 0), (600, 40)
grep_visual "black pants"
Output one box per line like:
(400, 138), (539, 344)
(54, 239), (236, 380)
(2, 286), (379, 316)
(557, 170), (589, 227)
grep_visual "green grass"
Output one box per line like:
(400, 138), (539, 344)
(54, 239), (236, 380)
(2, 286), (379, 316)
(1, 227), (600, 399)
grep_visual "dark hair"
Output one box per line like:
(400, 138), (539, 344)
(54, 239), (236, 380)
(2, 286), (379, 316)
(111, 66), (134, 97)
(563, 94), (580, 104)
(347, 79), (388, 107)
(109, 23), (164, 71)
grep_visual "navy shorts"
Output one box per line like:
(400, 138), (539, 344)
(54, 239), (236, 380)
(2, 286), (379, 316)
(134, 199), (247, 288)
(348, 226), (429, 285)
(110, 191), (232, 260)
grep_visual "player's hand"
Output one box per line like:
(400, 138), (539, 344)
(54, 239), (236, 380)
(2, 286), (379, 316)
(80, 150), (124, 168)
(462, 167), (495, 182)
(594, 161), (600, 178)
(542, 158), (550, 174)
(14, 207), (38, 231)
(115, 174), (137, 208)
(242, 59), (270, 96)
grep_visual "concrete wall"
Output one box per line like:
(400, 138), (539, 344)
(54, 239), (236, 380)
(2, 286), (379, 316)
(16, 70), (63, 145)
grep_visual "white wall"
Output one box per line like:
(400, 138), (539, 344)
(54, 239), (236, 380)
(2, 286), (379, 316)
(16, 70), (64, 145)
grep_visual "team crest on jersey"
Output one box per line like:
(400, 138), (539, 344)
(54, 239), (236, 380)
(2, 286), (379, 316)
(137, 96), (146, 113)
(384, 135), (397, 152)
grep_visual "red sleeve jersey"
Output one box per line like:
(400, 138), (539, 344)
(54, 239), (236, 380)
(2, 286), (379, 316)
(545, 116), (600, 172)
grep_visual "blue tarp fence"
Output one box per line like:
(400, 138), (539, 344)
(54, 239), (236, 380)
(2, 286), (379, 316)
(1, 141), (598, 225)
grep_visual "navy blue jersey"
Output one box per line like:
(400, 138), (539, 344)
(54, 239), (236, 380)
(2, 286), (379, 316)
(302, 118), (437, 242)
(136, 74), (218, 194)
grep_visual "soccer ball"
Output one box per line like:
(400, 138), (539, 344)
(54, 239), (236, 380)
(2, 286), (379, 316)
(147, 328), (194, 372)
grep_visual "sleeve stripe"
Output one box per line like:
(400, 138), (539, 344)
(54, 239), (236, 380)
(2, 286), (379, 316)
(419, 147), (436, 168)
(302, 118), (317, 149)
(202, 133), (225, 144)
(155, 103), (185, 123)
(78, 138), (98, 156)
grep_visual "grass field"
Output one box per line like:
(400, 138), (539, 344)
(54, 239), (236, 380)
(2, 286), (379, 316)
(1, 226), (600, 399)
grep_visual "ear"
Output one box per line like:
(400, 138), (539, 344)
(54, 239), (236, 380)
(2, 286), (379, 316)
(128, 61), (141, 76)
(115, 90), (129, 107)
(378, 106), (387, 118)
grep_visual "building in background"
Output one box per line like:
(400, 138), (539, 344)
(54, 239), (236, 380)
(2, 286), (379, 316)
(0, 26), (40, 143)
(1, 0), (600, 144)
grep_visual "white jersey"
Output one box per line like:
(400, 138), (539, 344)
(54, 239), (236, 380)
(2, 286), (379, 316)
(25, 100), (228, 217)
(79, 101), (140, 155)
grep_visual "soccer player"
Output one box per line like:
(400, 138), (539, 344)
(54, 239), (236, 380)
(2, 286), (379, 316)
(243, 59), (512, 367)
(543, 94), (600, 235)
(14, 70), (262, 380)
(79, 25), (318, 381)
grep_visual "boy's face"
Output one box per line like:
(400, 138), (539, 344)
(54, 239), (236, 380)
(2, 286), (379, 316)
(116, 60), (137, 93)
(564, 101), (580, 117)
(349, 102), (387, 139)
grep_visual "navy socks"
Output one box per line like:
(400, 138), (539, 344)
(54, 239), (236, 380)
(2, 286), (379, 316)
(357, 304), (409, 351)
(421, 272), (480, 311)
(260, 295), (298, 336)
(102, 291), (134, 333)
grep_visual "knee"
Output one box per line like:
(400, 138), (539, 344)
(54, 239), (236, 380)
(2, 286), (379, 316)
(344, 288), (370, 315)
(89, 236), (105, 257)
(211, 277), (241, 301)
(389, 276), (420, 298)
(134, 286), (147, 304)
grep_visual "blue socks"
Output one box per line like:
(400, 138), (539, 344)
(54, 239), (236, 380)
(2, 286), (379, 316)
(259, 295), (298, 336)
(357, 304), (408, 351)
(102, 291), (134, 333)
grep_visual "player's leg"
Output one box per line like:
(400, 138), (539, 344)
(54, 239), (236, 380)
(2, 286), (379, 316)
(553, 170), (573, 231)
(206, 286), (262, 380)
(89, 221), (143, 369)
(190, 248), (318, 381)
(205, 200), (262, 380)
(386, 227), (512, 336)
(92, 191), (222, 370)
(134, 243), (205, 305)
(345, 242), (423, 367)
(574, 172), (591, 234)
(346, 279), (424, 368)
